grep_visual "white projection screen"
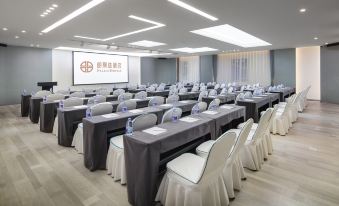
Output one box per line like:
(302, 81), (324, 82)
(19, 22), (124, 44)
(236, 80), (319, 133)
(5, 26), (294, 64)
(73, 51), (129, 85)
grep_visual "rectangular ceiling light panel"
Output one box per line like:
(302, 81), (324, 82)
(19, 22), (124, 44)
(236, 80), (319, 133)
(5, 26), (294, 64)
(168, 0), (218, 21)
(191, 24), (271, 48)
(170, 47), (217, 53)
(129, 40), (166, 47)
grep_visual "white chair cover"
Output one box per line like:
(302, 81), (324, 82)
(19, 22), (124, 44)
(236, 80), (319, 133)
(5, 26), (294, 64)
(166, 95), (179, 104)
(46, 94), (65, 102)
(87, 95), (106, 105)
(118, 93), (133, 102)
(161, 107), (183, 123)
(198, 91), (208, 102)
(70, 91), (85, 98)
(34, 90), (52, 98)
(209, 89), (218, 97)
(148, 96), (165, 106)
(113, 89), (125, 96)
(134, 91), (147, 99)
(116, 100), (137, 112)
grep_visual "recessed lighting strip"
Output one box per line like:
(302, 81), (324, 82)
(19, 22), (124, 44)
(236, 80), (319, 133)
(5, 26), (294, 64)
(42, 0), (105, 33)
(168, 0), (218, 21)
(170, 47), (217, 53)
(74, 15), (165, 41)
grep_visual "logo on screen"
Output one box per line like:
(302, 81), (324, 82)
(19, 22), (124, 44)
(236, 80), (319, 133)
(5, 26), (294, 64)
(80, 61), (93, 73)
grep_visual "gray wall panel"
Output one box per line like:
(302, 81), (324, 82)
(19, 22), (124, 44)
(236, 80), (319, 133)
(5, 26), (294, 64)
(271, 49), (296, 87)
(321, 46), (339, 104)
(200, 55), (214, 83)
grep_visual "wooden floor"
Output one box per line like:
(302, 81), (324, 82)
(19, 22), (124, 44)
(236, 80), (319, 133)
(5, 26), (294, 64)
(0, 101), (339, 206)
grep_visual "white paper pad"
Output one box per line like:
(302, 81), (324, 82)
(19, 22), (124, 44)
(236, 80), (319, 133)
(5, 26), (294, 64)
(160, 104), (173, 107)
(102, 113), (119, 118)
(131, 98), (141, 101)
(180, 117), (199, 123)
(243, 99), (254, 102)
(221, 105), (234, 110)
(53, 100), (61, 103)
(143, 127), (167, 135)
(202, 111), (219, 115)
(129, 109), (143, 114)
(258, 95), (268, 97)
(265, 93), (273, 94)
(180, 101), (190, 103)
(73, 105), (87, 109)
(252, 97), (263, 99)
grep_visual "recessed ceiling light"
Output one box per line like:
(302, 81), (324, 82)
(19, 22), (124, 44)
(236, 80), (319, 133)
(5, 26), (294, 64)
(30, 44), (34, 47)
(325, 42), (329, 45)
(40, 14), (45, 17)
(74, 15), (165, 41)
(170, 47), (217, 53)
(46, 9), (51, 13)
(15, 36), (19, 39)
(129, 40), (166, 47)
(36, 44), (40, 47)
(39, 32), (43, 35)
(21, 30), (26, 33)
(42, 0), (105, 33)
(168, 0), (218, 21)
(52, 4), (58, 8)
(299, 8), (306, 13)
(314, 37), (318, 40)
(43, 12), (48, 15)
(191, 24), (271, 48)
(49, 7), (55, 10)
(2, 27), (8, 31)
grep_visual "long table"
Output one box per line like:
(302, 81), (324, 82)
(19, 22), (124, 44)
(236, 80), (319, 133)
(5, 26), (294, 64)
(124, 105), (245, 206)
(83, 107), (164, 171)
(236, 96), (270, 122)
(178, 92), (200, 100)
(202, 94), (236, 105)
(155, 100), (197, 116)
(147, 91), (170, 97)
(270, 87), (295, 102)
(21, 94), (31, 117)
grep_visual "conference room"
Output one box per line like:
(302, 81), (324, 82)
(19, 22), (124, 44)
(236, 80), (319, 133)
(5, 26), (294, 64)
(1, 0), (338, 205)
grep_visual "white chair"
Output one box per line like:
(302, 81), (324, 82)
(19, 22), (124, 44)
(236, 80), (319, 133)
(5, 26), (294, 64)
(134, 91), (147, 99)
(198, 91), (208, 102)
(72, 102), (113, 154)
(87, 95), (106, 105)
(148, 96), (165, 106)
(179, 87), (188, 94)
(157, 85), (165, 91)
(191, 85), (199, 92)
(52, 97), (83, 136)
(161, 107), (183, 123)
(70, 91), (85, 98)
(209, 89), (218, 97)
(55, 90), (69, 95)
(107, 114), (157, 184)
(271, 103), (290, 136)
(33, 90), (52, 98)
(97, 89), (111, 96)
(128, 85), (137, 90)
(207, 98), (221, 110)
(116, 100), (137, 112)
(113, 89), (125, 96)
(235, 93), (244, 103)
(244, 91), (252, 99)
(169, 89), (178, 96)
(214, 84), (220, 90)
(82, 88), (93, 94)
(166, 95), (179, 104)
(200, 86), (207, 92)
(227, 87), (234, 93)
(46, 94), (65, 102)
(118, 93), (133, 102)
(138, 85), (146, 90)
(220, 88), (227, 95)
(196, 119), (254, 199)
(220, 83), (226, 89)
(146, 86), (156, 92)
(155, 131), (237, 206)
(191, 102), (207, 114)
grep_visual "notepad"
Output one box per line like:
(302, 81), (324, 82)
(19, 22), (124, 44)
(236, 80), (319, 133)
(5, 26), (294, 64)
(129, 109), (143, 114)
(180, 117), (199, 123)
(180, 101), (190, 103)
(53, 100), (61, 103)
(243, 99), (254, 102)
(73, 105), (87, 109)
(202, 111), (219, 115)
(221, 105), (234, 110)
(143, 127), (167, 135)
(252, 97), (263, 99)
(160, 104), (173, 107)
(102, 113), (119, 118)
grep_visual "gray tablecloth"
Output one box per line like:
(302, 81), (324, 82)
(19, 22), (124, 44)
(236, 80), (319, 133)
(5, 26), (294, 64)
(128, 89), (146, 94)
(147, 91), (170, 97)
(236, 97), (270, 122)
(270, 87), (295, 102)
(178, 92), (200, 100)
(83, 107), (164, 171)
(202, 94), (236, 106)
(124, 116), (215, 206)
(258, 93), (280, 107)
(155, 100), (197, 115)
(21, 94), (31, 117)
(197, 105), (246, 136)
(40, 101), (59, 133)
(29, 97), (43, 123)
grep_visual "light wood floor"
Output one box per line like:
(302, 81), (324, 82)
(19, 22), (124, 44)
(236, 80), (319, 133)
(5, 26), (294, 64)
(0, 101), (339, 206)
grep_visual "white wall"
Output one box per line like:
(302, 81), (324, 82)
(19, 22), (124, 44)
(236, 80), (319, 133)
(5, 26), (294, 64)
(52, 50), (141, 91)
(296, 46), (321, 100)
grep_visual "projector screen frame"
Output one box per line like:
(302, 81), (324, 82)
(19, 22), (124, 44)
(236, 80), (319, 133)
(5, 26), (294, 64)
(72, 51), (129, 86)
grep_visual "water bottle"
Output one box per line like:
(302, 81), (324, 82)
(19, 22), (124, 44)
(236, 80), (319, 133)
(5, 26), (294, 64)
(171, 108), (179, 122)
(122, 101), (128, 112)
(125, 118), (133, 136)
(59, 100), (64, 109)
(43, 96), (47, 103)
(22, 89), (27, 95)
(192, 103), (200, 115)
(86, 107), (92, 118)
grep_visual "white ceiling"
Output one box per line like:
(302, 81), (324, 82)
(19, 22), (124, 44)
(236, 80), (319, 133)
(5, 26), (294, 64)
(0, 0), (338, 57)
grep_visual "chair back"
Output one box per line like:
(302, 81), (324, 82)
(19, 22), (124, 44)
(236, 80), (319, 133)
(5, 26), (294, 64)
(97, 90), (110, 96)
(161, 107), (183, 123)
(55, 90), (69, 95)
(147, 86), (156, 92)
(194, 102), (207, 113)
(200, 86), (207, 92)
(34, 90), (52, 98)
(118, 93), (133, 102)
(198, 91), (208, 102)
(227, 87), (234, 93)
(220, 83), (226, 89)
(116, 100), (137, 112)
(148, 96), (165, 106)
(209, 89), (218, 97)
(113, 89), (125, 96)
(220, 88), (227, 95)
(134, 91), (147, 99)
(191, 85), (199, 92)
(157, 85), (165, 91)
(132, 113), (158, 131)
(70, 91), (85, 98)
(90, 102), (113, 116)
(166, 95), (179, 104)
(46, 94), (65, 102)
(139, 85), (146, 90)
(179, 88), (187, 94)
(198, 131), (237, 183)
(168, 89), (178, 96)
(214, 84), (220, 90)
(251, 109), (272, 142)
(128, 85), (137, 90)
(208, 98), (221, 110)
(63, 97), (83, 107)
(236, 93), (244, 102)
(88, 95), (106, 105)
(244, 91), (252, 98)
(82, 88), (93, 94)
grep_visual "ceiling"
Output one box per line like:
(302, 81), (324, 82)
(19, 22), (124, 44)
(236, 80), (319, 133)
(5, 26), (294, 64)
(0, 0), (338, 57)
